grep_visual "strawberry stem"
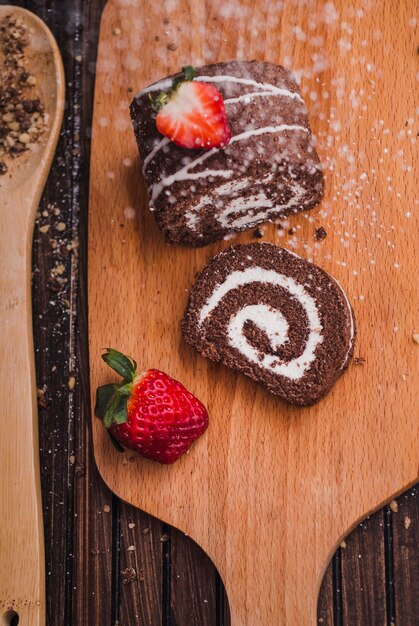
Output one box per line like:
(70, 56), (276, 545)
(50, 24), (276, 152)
(150, 65), (196, 112)
(172, 65), (196, 88)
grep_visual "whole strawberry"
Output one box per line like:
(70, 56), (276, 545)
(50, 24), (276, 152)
(151, 65), (231, 149)
(95, 348), (209, 464)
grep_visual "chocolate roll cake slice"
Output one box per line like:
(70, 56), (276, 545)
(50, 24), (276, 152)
(130, 61), (324, 246)
(182, 243), (355, 405)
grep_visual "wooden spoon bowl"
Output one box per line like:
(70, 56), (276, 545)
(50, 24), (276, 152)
(0, 6), (64, 626)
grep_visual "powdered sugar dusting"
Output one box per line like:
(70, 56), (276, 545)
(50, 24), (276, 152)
(149, 125), (308, 202)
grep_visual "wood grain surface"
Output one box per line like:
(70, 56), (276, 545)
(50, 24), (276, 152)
(88, 0), (418, 624)
(3, 0), (415, 624)
(0, 6), (64, 625)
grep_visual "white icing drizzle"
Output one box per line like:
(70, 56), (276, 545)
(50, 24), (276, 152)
(139, 77), (172, 95)
(142, 136), (170, 174)
(137, 75), (303, 102)
(141, 91), (292, 174)
(150, 125), (308, 202)
(198, 266), (324, 380)
(224, 90), (289, 104)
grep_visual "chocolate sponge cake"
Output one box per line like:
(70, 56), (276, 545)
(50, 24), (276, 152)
(130, 61), (324, 246)
(181, 243), (355, 405)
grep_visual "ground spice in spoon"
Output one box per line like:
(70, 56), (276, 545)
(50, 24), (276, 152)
(0, 14), (48, 174)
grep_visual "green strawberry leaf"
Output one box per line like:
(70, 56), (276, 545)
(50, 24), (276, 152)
(95, 383), (118, 421)
(103, 391), (128, 428)
(102, 348), (137, 380)
(96, 348), (138, 428)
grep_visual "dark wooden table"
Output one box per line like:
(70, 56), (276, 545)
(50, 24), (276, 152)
(3, 1), (417, 624)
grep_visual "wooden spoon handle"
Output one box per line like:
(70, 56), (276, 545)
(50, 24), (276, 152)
(0, 202), (45, 624)
(0, 194), (45, 626)
(0, 8), (64, 623)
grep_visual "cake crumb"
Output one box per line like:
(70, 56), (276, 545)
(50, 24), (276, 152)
(75, 463), (85, 477)
(38, 398), (47, 409)
(68, 375), (76, 391)
(412, 332), (419, 344)
(113, 27), (121, 36)
(354, 356), (366, 365)
(315, 226), (327, 240)
(128, 522), (135, 529)
(121, 567), (137, 584)
(404, 516), (411, 529)
(389, 500), (398, 513)
(37, 386), (47, 408)
(340, 540), (347, 549)
(103, 504), (111, 513)
(127, 545), (136, 551)
(160, 533), (170, 543)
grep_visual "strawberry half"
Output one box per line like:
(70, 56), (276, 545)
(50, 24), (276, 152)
(151, 65), (231, 149)
(95, 348), (209, 464)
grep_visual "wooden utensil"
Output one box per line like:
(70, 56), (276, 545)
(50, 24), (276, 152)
(88, 1), (418, 624)
(0, 7), (64, 625)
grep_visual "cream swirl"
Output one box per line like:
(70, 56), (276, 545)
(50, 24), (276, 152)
(184, 179), (306, 233)
(198, 267), (323, 380)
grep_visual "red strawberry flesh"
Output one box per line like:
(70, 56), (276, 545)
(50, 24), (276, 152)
(156, 81), (231, 149)
(110, 369), (208, 464)
(95, 349), (208, 465)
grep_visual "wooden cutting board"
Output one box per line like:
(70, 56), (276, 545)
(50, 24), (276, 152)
(88, 1), (418, 623)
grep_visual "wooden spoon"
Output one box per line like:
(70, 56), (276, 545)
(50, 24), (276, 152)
(0, 7), (64, 625)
